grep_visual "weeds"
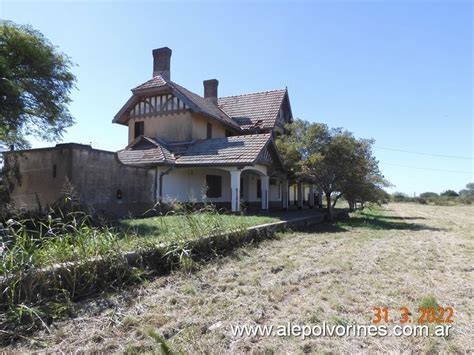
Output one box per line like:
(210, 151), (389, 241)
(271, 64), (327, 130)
(419, 295), (438, 309)
(0, 204), (278, 338)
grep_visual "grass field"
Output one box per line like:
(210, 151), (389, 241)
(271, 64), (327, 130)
(0, 212), (278, 274)
(4, 203), (473, 353)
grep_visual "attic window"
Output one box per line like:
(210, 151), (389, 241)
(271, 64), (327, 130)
(134, 121), (144, 139)
(207, 123), (213, 139)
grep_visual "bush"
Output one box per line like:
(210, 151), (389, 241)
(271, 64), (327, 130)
(414, 197), (427, 205)
(440, 190), (459, 197)
(419, 192), (439, 199)
(391, 192), (413, 203)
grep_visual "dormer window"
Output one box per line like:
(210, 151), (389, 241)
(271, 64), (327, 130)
(134, 121), (144, 138)
(207, 123), (212, 139)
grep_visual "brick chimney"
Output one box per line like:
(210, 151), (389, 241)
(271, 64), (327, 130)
(152, 47), (172, 80)
(203, 79), (218, 105)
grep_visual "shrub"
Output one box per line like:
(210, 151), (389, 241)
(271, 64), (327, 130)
(440, 190), (459, 197)
(419, 192), (439, 199)
(392, 192), (413, 202)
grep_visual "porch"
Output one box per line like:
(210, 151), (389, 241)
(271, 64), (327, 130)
(158, 166), (322, 212)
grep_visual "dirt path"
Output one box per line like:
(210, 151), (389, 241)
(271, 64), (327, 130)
(3, 203), (473, 353)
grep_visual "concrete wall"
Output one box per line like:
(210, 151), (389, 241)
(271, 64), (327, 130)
(128, 112), (226, 144)
(4, 146), (73, 211)
(5, 144), (155, 217)
(69, 147), (155, 217)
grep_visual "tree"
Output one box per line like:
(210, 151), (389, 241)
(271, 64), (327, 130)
(440, 190), (459, 197)
(459, 183), (474, 204)
(420, 192), (439, 199)
(0, 21), (76, 150)
(276, 119), (386, 219)
(392, 192), (410, 202)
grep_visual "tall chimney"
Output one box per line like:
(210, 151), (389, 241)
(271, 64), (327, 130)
(152, 47), (172, 80)
(203, 79), (219, 105)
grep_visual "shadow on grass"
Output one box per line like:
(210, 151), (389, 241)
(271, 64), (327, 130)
(292, 215), (444, 234)
(360, 212), (427, 220)
(116, 222), (165, 239)
(339, 216), (443, 231)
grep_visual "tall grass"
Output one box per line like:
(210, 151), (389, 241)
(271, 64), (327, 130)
(0, 204), (277, 338)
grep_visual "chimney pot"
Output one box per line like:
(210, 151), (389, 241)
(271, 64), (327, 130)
(203, 79), (219, 105)
(152, 47), (172, 80)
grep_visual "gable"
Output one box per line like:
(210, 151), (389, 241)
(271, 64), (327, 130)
(113, 74), (241, 133)
(255, 141), (285, 171)
(276, 91), (293, 127)
(129, 93), (189, 118)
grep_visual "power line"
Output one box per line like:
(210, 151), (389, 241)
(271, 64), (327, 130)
(375, 146), (473, 160)
(382, 162), (473, 175)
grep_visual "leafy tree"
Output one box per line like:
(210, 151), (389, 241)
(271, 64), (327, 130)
(0, 21), (76, 149)
(459, 183), (474, 204)
(276, 119), (386, 219)
(440, 190), (459, 197)
(392, 192), (410, 202)
(420, 192), (439, 199)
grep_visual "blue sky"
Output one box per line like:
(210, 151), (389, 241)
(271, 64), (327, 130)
(2, 0), (472, 195)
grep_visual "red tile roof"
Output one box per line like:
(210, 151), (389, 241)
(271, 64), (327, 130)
(218, 89), (287, 131)
(132, 75), (168, 91)
(117, 134), (272, 167)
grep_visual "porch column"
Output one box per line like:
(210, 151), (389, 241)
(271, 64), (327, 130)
(282, 179), (289, 210)
(230, 170), (241, 212)
(309, 184), (315, 209)
(261, 176), (269, 210)
(297, 181), (303, 210)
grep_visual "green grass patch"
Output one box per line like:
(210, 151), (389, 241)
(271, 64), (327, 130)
(419, 295), (439, 309)
(1, 210), (279, 275)
(0, 207), (280, 336)
(118, 214), (278, 249)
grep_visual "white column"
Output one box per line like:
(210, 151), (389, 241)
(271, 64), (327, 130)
(230, 170), (241, 212)
(309, 184), (315, 208)
(282, 179), (289, 210)
(297, 182), (303, 209)
(261, 176), (269, 210)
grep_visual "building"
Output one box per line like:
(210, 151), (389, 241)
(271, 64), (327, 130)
(3, 47), (321, 216)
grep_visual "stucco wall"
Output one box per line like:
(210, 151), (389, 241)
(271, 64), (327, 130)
(128, 112), (227, 144)
(160, 167), (282, 205)
(191, 113), (226, 140)
(128, 112), (193, 143)
(161, 167), (231, 203)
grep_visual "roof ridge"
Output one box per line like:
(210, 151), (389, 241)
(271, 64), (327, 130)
(218, 88), (286, 100)
(169, 81), (241, 131)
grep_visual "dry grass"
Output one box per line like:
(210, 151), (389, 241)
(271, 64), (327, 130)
(3, 203), (473, 353)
